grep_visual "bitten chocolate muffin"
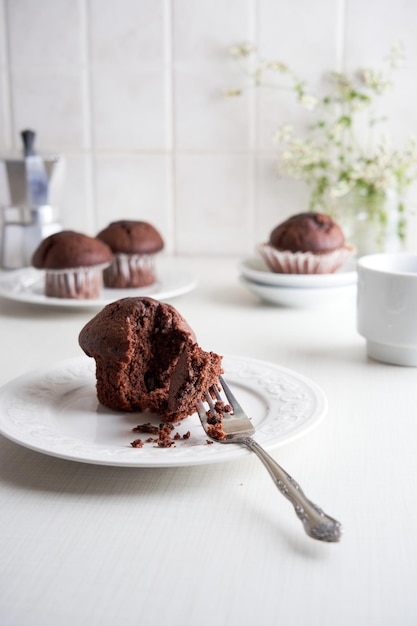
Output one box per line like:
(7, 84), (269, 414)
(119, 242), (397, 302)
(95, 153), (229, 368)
(96, 220), (164, 288)
(259, 212), (354, 274)
(32, 230), (113, 299)
(78, 297), (223, 422)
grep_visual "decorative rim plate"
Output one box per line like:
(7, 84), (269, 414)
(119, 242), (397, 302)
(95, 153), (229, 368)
(0, 355), (327, 467)
(0, 266), (197, 308)
(240, 275), (357, 308)
(239, 256), (357, 288)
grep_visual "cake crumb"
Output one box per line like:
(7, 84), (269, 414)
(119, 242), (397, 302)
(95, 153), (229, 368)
(155, 423), (176, 448)
(205, 401), (227, 440)
(207, 424), (226, 440)
(130, 421), (196, 448)
(132, 422), (159, 435)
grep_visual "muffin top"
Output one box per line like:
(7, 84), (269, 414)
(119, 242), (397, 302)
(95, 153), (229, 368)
(269, 212), (345, 254)
(78, 296), (196, 361)
(32, 230), (113, 270)
(96, 220), (164, 255)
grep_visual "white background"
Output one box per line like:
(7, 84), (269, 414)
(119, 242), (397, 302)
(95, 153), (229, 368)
(1, 0), (416, 254)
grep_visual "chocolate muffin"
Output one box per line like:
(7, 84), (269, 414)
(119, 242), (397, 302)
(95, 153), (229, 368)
(79, 297), (223, 422)
(270, 213), (344, 253)
(259, 212), (354, 274)
(96, 220), (164, 288)
(32, 230), (113, 298)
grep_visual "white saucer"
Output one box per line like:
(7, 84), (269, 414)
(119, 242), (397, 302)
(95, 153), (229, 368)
(0, 266), (197, 308)
(240, 275), (357, 308)
(0, 355), (327, 467)
(239, 257), (357, 288)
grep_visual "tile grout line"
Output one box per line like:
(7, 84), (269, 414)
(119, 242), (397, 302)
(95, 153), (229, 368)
(337, 0), (347, 72)
(79, 0), (97, 231)
(247, 0), (258, 252)
(166, 0), (177, 254)
(1, 0), (14, 149)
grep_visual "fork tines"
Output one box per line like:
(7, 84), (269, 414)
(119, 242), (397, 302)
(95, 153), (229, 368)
(196, 376), (255, 442)
(199, 387), (229, 441)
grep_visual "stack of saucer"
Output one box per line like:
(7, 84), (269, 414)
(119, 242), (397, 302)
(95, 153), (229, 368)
(239, 257), (357, 308)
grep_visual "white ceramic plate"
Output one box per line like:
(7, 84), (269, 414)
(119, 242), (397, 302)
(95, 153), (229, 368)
(0, 266), (197, 308)
(241, 275), (357, 308)
(239, 256), (357, 288)
(0, 355), (327, 467)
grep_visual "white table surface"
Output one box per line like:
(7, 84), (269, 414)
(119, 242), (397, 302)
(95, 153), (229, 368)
(0, 256), (416, 626)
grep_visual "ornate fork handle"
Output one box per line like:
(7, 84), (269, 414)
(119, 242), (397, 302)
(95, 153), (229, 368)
(242, 437), (342, 542)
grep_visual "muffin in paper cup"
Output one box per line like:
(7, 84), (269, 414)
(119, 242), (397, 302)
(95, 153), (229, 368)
(259, 242), (355, 274)
(32, 230), (113, 299)
(96, 220), (164, 289)
(44, 263), (111, 299)
(259, 212), (355, 274)
(103, 253), (157, 289)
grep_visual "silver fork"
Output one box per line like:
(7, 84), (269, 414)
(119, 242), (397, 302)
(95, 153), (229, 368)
(196, 375), (342, 543)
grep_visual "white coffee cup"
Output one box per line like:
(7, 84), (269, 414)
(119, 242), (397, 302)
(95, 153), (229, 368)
(357, 253), (417, 366)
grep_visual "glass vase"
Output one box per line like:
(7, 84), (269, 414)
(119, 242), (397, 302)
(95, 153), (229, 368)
(332, 188), (406, 257)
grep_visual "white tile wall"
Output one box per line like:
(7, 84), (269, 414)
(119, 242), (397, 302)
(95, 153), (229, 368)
(0, 0), (416, 255)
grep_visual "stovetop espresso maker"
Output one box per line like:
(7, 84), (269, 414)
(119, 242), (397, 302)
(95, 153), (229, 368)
(0, 130), (64, 269)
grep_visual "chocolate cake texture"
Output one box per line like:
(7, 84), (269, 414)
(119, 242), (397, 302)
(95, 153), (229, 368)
(79, 297), (223, 422)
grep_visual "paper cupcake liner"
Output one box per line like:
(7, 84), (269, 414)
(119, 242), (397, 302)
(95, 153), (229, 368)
(258, 243), (355, 275)
(44, 263), (110, 299)
(103, 253), (157, 288)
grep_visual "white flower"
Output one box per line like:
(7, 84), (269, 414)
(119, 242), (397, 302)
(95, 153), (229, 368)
(227, 42), (416, 210)
(351, 98), (371, 112)
(274, 124), (293, 143)
(386, 43), (406, 69)
(331, 122), (346, 140)
(265, 60), (288, 73)
(329, 71), (350, 87)
(359, 68), (392, 94)
(329, 181), (351, 198)
(299, 93), (318, 110)
(229, 42), (256, 58)
(223, 88), (242, 98)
